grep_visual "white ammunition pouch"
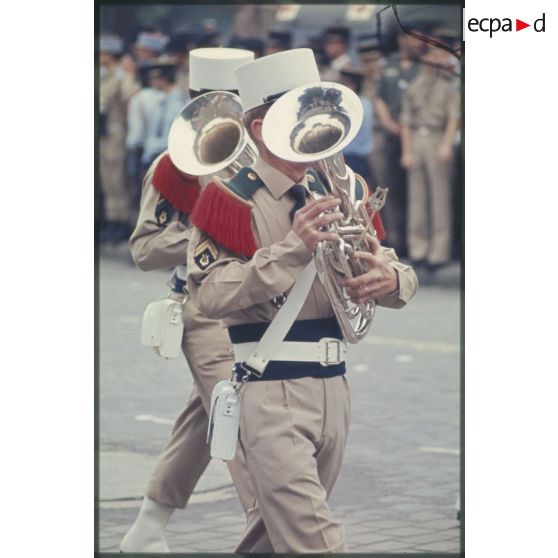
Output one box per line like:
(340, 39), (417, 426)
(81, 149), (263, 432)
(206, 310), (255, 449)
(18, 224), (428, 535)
(140, 298), (184, 359)
(207, 380), (241, 461)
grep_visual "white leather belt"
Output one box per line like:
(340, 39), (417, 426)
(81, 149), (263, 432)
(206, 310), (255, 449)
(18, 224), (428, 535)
(234, 337), (347, 367)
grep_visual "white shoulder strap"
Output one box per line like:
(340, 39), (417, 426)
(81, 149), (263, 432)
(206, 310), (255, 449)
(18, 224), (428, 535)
(244, 261), (316, 377)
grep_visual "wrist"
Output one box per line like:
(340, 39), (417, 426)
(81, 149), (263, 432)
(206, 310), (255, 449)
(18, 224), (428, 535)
(282, 230), (314, 265)
(384, 262), (399, 294)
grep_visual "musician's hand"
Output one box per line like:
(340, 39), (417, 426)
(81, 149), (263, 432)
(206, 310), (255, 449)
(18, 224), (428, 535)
(438, 141), (453, 162)
(385, 120), (401, 137)
(342, 236), (398, 303)
(293, 196), (343, 252)
(401, 152), (415, 170)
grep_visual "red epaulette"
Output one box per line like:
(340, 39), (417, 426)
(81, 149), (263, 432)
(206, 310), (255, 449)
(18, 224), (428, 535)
(152, 153), (201, 215)
(372, 211), (386, 242)
(353, 173), (386, 242)
(190, 168), (265, 258)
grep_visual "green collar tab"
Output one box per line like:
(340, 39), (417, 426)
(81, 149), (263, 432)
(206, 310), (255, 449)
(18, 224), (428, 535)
(223, 167), (265, 201)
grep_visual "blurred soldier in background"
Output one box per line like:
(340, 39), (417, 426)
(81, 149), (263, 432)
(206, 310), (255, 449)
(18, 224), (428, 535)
(375, 25), (426, 257)
(126, 32), (169, 209)
(141, 59), (187, 170)
(199, 18), (220, 44)
(265, 29), (292, 56)
(192, 19), (221, 49)
(232, 4), (278, 39)
(430, 28), (463, 260)
(339, 64), (375, 187)
(357, 36), (384, 102)
(229, 35), (265, 58)
(99, 35), (138, 243)
(400, 45), (460, 271)
(164, 32), (195, 94)
(229, 5), (272, 57)
(133, 31), (169, 66)
(321, 25), (353, 81)
(357, 36), (386, 189)
(305, 34), (328, 75)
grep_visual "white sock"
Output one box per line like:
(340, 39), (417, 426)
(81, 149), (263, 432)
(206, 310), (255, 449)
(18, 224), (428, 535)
(119, 497), (174, 553)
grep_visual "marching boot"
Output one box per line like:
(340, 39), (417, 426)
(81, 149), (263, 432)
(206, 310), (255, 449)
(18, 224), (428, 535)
(119, 497), (173, 553)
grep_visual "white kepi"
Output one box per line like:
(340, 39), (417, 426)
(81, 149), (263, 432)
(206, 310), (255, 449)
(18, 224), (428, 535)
(235, 48), (321, 112)
(189, 47), (254, 92)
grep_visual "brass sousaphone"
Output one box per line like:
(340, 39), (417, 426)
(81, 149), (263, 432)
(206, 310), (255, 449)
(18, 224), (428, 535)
(168, 91), (257, 179)
(261, 82), (388, 343)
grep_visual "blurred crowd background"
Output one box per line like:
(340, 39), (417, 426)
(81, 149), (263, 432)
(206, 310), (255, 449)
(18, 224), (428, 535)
(98, 4), (462, 268)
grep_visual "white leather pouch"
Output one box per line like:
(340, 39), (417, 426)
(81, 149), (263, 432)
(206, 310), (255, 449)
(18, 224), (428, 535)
(140, 298), (184, 359)
(207, 380), (241, 461)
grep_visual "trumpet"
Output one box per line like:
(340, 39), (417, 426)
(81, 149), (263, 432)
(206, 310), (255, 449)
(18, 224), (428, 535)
(262, 82), (388, 343)
(168, 90), (257, 179)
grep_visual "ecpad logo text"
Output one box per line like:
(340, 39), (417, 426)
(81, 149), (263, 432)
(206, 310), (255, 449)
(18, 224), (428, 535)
(468, 13), (546, 37)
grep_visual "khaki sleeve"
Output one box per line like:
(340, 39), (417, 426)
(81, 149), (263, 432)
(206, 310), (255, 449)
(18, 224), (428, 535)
(187, 227), (313, 320)
(376, 247), (418, 309)
(129, 169), (191, 271)
(100, 76), (118, 111)
(447, 86), (461, 121)
(120, 73), (141, 104)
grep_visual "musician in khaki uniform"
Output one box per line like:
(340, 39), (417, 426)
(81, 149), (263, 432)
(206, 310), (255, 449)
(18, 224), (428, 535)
(400, 45), (460, 270)
(187, 49), (418, 553)
(121, 48), (272, 553)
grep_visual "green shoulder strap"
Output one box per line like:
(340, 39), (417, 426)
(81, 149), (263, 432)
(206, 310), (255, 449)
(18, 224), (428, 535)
(222, 167), (265, 202)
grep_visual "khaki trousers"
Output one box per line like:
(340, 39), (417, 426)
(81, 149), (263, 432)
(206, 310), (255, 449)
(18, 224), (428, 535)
(407, 133), (453, 264)
(145, 297), (265, 548)
(100, 130), (131, 223)
(235, 375), (351, 553)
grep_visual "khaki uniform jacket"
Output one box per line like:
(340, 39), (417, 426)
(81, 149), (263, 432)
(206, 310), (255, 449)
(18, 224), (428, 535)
(188, 157), (417, 329)
(400, 73), (460, 132)
(129, 154), (192, 270)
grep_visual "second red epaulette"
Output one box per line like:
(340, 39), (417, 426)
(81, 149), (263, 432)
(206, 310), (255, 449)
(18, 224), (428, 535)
(152, 153), (202, 215)
(353, 173), (386, 242)
(189, 167), (264, 258)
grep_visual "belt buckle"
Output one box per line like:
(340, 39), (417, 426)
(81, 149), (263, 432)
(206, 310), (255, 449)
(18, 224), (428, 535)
(319, 338), (346, 366)
(238, 361), (263, 378)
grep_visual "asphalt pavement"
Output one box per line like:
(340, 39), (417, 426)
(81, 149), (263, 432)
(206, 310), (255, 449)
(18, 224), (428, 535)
(98, 243), (462, 554)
